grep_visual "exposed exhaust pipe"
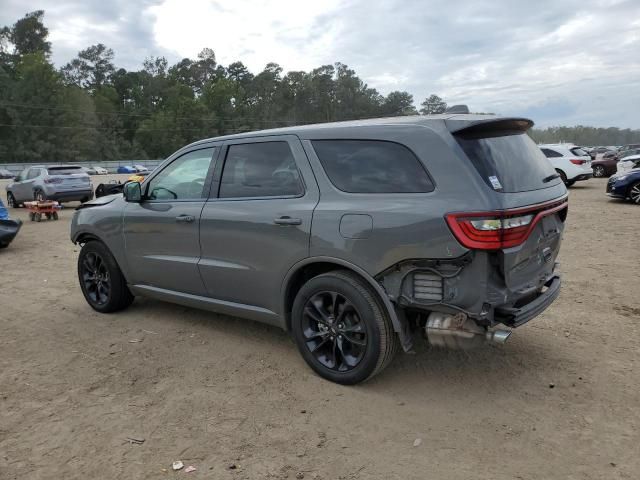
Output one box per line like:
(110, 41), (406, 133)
(425, 312), (511, 349)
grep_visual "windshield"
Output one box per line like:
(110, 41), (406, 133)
(456, 132), (562, 192)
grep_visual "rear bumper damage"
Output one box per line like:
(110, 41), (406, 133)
(378, 255), (562, 350)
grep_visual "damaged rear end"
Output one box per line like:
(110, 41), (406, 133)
(380, 117), (567, 350)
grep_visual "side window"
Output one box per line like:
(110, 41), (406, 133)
(541, 148), (561, 158)
(219, 141), (304, 198)
(147, 148), (215, 200)
(17, 168), (29, 181)
(312, 140), (434, 193)
(27, 168), (41, 179)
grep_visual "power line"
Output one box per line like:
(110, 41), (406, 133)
(0, 101), (306, 124)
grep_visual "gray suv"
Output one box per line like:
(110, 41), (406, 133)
(71, 114), (567, 384)
(6, 165), (93, 206)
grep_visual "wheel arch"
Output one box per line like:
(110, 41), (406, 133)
(281, 256), (411, 351)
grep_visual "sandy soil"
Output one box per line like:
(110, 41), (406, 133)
(1, 176), (639, 480)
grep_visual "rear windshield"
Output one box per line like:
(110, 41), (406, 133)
(456, 132), (562, 192)
(46, 166), (83, 175)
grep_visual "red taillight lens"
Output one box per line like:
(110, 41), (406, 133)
(570, 159), (586, 165)
(445, 199), (568, 250)
(44, 177), (63, 184)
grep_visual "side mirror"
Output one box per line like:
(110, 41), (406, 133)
(123, 181), (142, 202)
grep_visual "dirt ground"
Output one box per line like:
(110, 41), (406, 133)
(1, 176), (639, 480)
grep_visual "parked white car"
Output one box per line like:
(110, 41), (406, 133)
(539, 144), (593, 186)
(616, 154), (640, 175)
(133, 164), (148, 173)
(92, 166), (108, 175)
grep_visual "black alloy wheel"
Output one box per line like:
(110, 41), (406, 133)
(593, 165), (606, 177)
(77, 241), (134, 313)
(80, 251), (111, 306)
(301, 291), (368, 372)
(292, 271), (398, 384)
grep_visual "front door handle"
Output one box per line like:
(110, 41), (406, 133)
(175, 214), (195, 223)
(274, 216), (302, 226)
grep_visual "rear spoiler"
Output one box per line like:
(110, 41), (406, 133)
(447, 117), (534, 139)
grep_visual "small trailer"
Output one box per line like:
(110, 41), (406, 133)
(23, 200), (61, 222)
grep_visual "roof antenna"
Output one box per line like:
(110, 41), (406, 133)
(445, 105), (470, 114)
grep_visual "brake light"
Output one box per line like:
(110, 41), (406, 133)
(44, 177), (63, 184)
(446, 199), (568, 250)
(570, 159), (586, 165)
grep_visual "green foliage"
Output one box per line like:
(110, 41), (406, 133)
(420, 94), (447, 115)
(1, 10), (637, 163)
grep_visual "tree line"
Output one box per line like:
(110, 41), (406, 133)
(1, 11), (638, 163)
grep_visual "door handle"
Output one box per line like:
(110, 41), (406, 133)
(175, 214), (195, 223)
(274, 216), (302, 226)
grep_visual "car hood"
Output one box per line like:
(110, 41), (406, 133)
(75, 193), (121, 210)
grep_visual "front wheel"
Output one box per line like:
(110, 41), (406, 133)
(78, 240), (134, 313)
(593, 165), (606, 177)
(291, 271), (398, 385)
(7, 193), (18, 208)
(629, 182), (640, 204)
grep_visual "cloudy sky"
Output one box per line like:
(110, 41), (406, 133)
(2, 0), (640, 128)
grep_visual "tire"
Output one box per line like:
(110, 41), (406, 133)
(29, 212), (35, 221)
(291, 270), (398, 385)
(34, 189), (46, 202)
(629, 182), (640, 204)
(593, 165), (606, 177)
(52, 211), (59, 220)
(7, 193), (18, 208)
(77, 240), (134, 313)
(35, 213), (42, 222)
(566, 180), (576, 187)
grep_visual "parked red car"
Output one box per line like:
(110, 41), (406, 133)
(592, 151), (619, 177)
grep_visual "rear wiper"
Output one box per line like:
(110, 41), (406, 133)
(543, 173), (561, 183)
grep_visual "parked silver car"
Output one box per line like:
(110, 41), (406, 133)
(6, 165), (93, 206)
(71, 114), (567, 384)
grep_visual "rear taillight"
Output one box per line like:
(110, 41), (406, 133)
(44, 177), (63, 184)
(446, 199), (568, 250)
(570, 159), (586, 165)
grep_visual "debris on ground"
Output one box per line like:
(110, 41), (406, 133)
(184, 465), (197, 473)
(125, 437), (145, 445)
(549, 383), (555, 389)
(172, 461), (184, 471)
(413, 438), (422, 447)
(227, 463), (238, 470)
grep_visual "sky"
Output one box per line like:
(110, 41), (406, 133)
(2, 0), (640, 128)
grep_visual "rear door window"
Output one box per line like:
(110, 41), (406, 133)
(219, 142), (304, 198)
(311, 140), (434, 193)
(456, 133), (562, 192)
(570, 147), (588, 156)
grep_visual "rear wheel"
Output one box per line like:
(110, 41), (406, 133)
(291, 270), (398, 385)
(629, 182), (640, 204)
(593, 165), (606, 177)
(78, 240), (134, 313)
(34, 189), (46, 202)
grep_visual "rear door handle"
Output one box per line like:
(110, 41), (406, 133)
(175, 214), (195, 223)
(274, 216), (302, 226)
